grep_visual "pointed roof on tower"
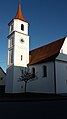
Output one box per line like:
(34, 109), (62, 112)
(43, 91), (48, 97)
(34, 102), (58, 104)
(8, 1), (28, 25)
(14, 1), (26, 22)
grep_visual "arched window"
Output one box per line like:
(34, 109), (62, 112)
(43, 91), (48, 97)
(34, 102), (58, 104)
(43, 65), (47, 77)
(21, 24), (24, 31)
(32, 67), (35, 78)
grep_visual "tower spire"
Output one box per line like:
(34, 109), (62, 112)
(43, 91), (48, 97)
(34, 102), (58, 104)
(15, 1), (26, 22)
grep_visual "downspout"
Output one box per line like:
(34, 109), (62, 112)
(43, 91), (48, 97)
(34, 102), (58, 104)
(54, 59), (56, 94)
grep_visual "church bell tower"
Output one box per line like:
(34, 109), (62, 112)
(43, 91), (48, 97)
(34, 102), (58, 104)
(5, 2), (29, 93)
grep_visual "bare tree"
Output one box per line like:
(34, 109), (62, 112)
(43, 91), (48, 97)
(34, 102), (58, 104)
(18, 68), (38, 93)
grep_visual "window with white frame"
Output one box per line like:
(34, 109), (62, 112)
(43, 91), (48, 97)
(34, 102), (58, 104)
(9, 36), (14, 48)
(11, 37), (14, 46)
(11, 49), (13, 63)
(9, 49), (13, 64)
(10, 24), (13, 32)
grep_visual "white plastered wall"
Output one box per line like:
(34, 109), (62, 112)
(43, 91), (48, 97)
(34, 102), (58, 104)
(27, 62), (55, 93)
(60, 37), (67, 54)
(56, 37), (67, 93)
(14, 32), (29, 67)
(14, 19), (28, 35)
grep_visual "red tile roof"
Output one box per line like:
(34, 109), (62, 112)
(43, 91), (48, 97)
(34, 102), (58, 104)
(29, 37), (65, 65)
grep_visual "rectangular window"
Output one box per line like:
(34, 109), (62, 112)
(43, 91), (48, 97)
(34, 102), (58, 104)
(9, 50), (11, 65)
(8, 39), (10, 48)
(43, 65), (47, 77)
(21, 24), (24, 31)
(9, 37), (14, 48)
(21, 69), (23, 74)
(9, 49), (13, 64)
(12, 37), (14, 46)
(32, 68), (35, 78)
(11, 49), (13, 63)
(10, 24), (13, 32)
(21, 55), (23, 61)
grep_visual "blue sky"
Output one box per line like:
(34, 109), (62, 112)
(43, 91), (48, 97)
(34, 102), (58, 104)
(0, 0), (67, 72)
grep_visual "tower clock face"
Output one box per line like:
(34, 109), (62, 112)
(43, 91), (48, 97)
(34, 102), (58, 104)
(20, 38), (24, 43)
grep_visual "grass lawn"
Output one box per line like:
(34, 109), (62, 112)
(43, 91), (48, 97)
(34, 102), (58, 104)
(0, 92), (67, 101)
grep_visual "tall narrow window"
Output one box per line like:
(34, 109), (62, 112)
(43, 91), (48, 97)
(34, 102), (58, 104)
(9, 39), (10, 48)
(12, 37), (14, 46)
(9, 37), (14, 48)
(21, 24), (24, 31)
(43, 65), (47, 77)
(21, 69), (23, 74)
(32, 68), (35, 78)
(21, 55), (23, 61)
(9, 51), (11, 65)
(9, 49), (13, 64)
(11, 49), (13, 63)
(10, 24), (13, 32)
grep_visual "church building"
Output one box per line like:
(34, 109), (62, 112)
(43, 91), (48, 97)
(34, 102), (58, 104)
(5, 2), (67, 94)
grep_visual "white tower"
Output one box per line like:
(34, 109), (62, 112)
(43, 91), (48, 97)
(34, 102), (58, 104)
(5, 2), (29, 93)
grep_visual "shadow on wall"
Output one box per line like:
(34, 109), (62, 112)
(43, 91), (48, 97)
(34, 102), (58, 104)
(0, 86), (5, 93)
